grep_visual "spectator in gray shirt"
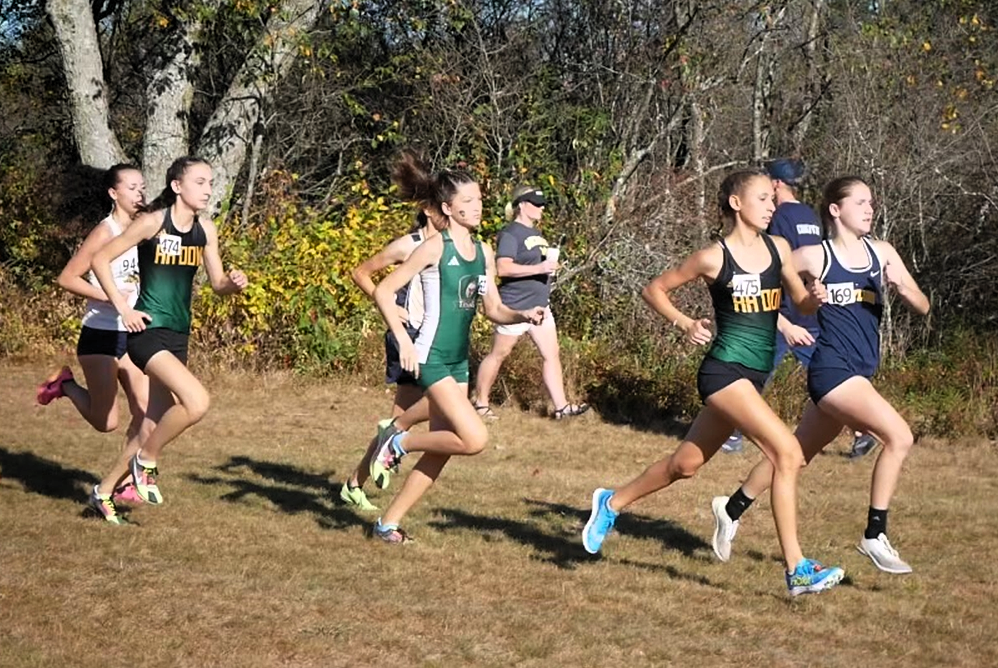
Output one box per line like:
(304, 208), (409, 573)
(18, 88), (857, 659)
(473, 185), (589, 420)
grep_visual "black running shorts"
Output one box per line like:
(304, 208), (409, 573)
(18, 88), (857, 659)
(127, 328), (189, 371)
(77, 326), (128, 359)
(696, 356), (769, 404)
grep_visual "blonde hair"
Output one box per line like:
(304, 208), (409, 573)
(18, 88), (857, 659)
(505, 184), (539, 221)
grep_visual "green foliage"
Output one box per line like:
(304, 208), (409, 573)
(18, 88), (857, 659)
(879, 329), (998, 437)
(193, 170), (409, 372)
(0, 158), (70, 290)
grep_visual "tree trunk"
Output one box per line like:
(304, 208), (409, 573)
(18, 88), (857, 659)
(142, 18), (205, 193)
(752, 49), (774, 162)
(47, 0), (126, 168)
(751, 5), (784, 162)
(197, 0), (323, 217)
(791, 0), (827, 151)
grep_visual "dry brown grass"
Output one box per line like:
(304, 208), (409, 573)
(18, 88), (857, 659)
(2, 359), (997, 668)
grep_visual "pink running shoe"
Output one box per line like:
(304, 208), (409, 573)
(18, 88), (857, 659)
(113, 483), (145, 505)
(36, 366), (74, 405)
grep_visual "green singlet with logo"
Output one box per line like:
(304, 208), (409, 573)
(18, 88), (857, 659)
(706, 235), (783, 372)
(134, 208), (207, 333)
(413, 230), (486, 387)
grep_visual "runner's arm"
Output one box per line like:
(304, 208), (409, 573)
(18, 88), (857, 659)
(201, 218), (248, 295)
(58, 223), (114, 301)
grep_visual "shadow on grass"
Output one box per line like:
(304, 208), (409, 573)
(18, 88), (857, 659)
(185, 455), (368, 531)
(429, 506), (591, 569)
(428, 497), (713, 571)
(745, 549), (785, 565)
(0, 446), (97, 503)
(524, 498), (712, 559)
(615, 558), (720, 589)
(215, 455), (337, 490)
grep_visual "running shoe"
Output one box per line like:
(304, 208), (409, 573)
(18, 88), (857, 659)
(36, 366), (74, 406)
(582, 488), (618, 555)
(850, 433), (879, 459)
(857, 533), (912, 574)
(89, 486), (126, 525)
(340, 482), (378, 511)
(370, 429), (405, 491)
(129, 454), (163, 505)
(113, 483), (145, 505)
(721, 432), (744, 454)
(786, 558), (845, 597)
(711, 496), (740, 562)
(372, 519), (412, 544)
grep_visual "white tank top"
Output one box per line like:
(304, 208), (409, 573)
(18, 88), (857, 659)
(80, 216), (140, 331)
(404, 230), (426, 329)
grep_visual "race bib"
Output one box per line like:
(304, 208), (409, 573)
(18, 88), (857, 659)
(158, 234), (182, 257)
(731, 273), (761, 297)
(827, 282), (857, 305)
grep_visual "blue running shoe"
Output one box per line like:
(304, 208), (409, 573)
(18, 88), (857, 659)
(582, 488), (618, 555)
(372, 518), (412, 545)
(786, 558), (845, 597)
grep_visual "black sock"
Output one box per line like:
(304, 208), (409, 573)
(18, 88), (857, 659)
(725, 488), (755, 521)
(865, 507), (888, 539)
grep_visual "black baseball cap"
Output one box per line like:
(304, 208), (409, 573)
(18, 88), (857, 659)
(513, 188), (546, 207)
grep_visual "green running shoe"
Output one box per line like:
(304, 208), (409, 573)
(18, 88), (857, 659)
(340, 482), (378, 511)
(89, 486), (127, 526)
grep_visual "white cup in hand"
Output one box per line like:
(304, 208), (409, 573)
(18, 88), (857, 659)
(545, 247), (560, 274)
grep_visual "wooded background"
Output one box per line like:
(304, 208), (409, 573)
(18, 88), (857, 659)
(2, 0), (996, 431)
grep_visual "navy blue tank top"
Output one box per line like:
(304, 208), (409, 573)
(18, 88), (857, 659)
(810, 237), (884, 377)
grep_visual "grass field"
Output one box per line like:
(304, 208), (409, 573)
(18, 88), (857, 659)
(2, 360), (997, 667)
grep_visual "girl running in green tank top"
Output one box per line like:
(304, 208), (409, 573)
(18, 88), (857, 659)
(87, 157), (249, 524)
(706, 234), (784, 372)
(365, 151), (545, 544)
(340, 205), (444, 513)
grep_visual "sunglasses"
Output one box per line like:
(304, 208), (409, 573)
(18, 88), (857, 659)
(515, 192), (547, 207)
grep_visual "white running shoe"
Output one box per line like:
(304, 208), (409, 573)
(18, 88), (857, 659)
(711, 496), (740, 562)
(857, 533), (912, 574)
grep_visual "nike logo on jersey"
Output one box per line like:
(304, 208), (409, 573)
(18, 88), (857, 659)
(448, 256), (461, 266)
(871, 270), (880, 277)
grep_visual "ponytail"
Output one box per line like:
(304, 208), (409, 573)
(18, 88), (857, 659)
(391, 150), (475, 226)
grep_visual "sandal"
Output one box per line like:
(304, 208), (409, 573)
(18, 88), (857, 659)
(474, 404), (499, 421)
(554, 403), (590, 420)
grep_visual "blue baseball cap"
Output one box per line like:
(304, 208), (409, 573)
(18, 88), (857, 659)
(765, 159), (806, 186)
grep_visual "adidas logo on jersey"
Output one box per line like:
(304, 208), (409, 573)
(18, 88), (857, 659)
(448, 256), (461, 266)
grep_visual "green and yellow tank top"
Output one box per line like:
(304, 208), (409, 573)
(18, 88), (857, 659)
(134, 208), (207, 333)
(706, 234), (783, 372)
